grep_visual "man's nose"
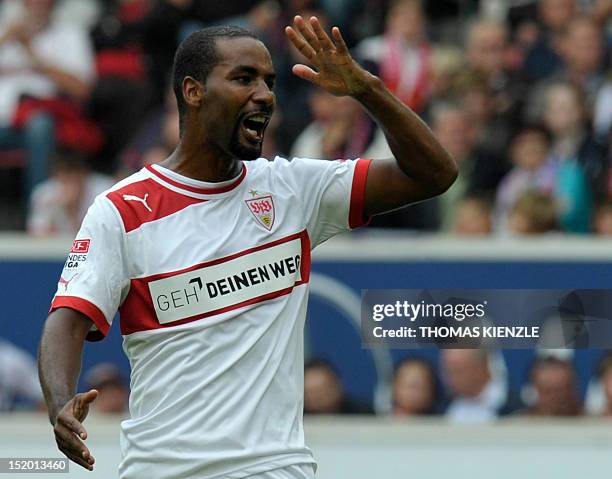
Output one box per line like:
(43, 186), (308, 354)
(252, 81), (275, 106)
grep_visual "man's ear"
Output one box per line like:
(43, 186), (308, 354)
(182, 76), (204, 108)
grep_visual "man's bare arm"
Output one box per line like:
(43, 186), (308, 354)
(285, 16), (458, 217)
(38, 309), (98, 471)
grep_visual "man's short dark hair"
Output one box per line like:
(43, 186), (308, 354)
(172, 26), (258, 132)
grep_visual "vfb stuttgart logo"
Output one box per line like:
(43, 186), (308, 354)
(245, 191), (275, 231)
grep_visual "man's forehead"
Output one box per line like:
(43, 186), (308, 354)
(214, 37), (274, 72)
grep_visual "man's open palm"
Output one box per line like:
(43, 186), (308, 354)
(53, 389), (98, 471)
(285, 16), (372, 97)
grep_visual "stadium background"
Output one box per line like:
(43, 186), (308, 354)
(1, 0), (612, 477)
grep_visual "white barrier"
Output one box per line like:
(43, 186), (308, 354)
(2, 414), (612, 478)
(2, 231), (612, 261)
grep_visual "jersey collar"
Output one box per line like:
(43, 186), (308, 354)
(145, 163), (247, 197)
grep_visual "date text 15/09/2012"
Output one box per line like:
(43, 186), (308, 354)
(373, 326), (540, 339)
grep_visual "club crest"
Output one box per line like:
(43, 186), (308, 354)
(245, 191), (275, 230)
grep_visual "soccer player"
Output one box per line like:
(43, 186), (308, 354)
(38, 16), (457, 478)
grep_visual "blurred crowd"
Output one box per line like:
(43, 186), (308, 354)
(4, 334), (612, 421)
(303, 350), (612, 419)
(0, 0), (611, 235)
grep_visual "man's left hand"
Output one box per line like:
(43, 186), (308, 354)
(285, 16), (374, 98)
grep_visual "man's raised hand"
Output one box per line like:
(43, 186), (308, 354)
(285, 16), (374, 97)
(53, 389), (98, 471)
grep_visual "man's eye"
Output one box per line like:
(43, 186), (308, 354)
(236, 76), (251, 84)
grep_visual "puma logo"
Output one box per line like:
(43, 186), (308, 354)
(123, 193), (152, 212)
(59, 273), (79, 291)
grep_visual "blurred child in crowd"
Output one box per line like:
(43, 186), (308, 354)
(453, 195), (493, 236)
(507, 190), (558, 235)
(495, 125), (556, 232)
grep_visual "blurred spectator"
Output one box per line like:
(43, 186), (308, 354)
(0, 0), (102, 30)
(0, 338), (43, 412)
(27, 150), (114, 236)
(290, 90), (391, 160)
(465, 19), (508, 83)
(464, 18), (523, 122)
(304, 359), (370, 414)
(429, 104), (476, 231)
(494, 125), (556, 232)
(453, 195), (493, 235)
(542, 82), (601, 229)
(392, 357), (439, 416)
(441, 349), (521, 422)
(507, 190), (558, 235)
(450, 70), (512, 196)
(0, 0), (96, 196)
(88, 0), (155, 171)
(355, 0), (431, 113)
(274, 7), (329, 154)
(593, 80), (612, 141)
(428, 46), (464, 103)
(593, 198), (612, 234)
(84, 363), (129, 414)
(526, 356), (582, 416)
(557, 16), (606, 106)
(521, 0), (576, 82)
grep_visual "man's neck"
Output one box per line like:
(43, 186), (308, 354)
(160, 140), (242, 183)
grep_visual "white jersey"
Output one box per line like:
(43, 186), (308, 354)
(50, 156), (371, 478)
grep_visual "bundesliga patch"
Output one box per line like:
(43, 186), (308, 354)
(65, 239), (90, 269)
(71, 239), (90, 253)
(245, 190), (275, 230)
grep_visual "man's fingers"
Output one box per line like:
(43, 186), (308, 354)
(55, 424), (92, 459)
(332, 27), (350, 55)
(291, 64), (319, 84)
(72, 389), (97, 421)
(309, 16), (335, 51)
(293, 15), (321, 52)
(285, 26), (316, 61)
(56, 435), (94, 471)
(61, 446), (94, 471)
(58, 413), (86, 438)
(81, 389), (99, 405)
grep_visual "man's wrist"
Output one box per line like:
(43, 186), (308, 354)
(352, 74), (386, 105)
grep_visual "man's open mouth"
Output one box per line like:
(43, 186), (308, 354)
(241, 113), (270, 143)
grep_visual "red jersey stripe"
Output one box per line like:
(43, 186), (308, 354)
(349, 158), (372, 228)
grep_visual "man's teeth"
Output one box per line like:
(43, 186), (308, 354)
(249, 115), (266, 124)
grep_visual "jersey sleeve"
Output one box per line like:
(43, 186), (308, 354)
(49, 196), (129, 341)
(282, 157), (372, 248)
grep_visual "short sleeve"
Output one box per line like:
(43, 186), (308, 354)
(49, 197), (129, 341)
(281, 157), (372, 248)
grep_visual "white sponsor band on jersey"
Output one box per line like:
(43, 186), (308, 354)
(148, 237), (304, 324)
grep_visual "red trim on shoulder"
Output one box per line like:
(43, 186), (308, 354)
(50, 296), (109, 342)
(145, 163), (246, 194)
(349, 159), (372, 229)
(107, 178), (207, 233)
(119, 230), (312, 335)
